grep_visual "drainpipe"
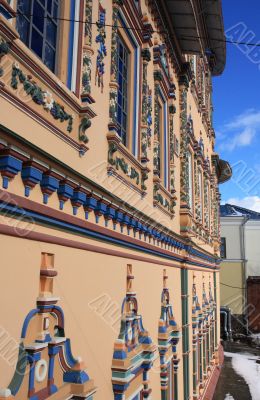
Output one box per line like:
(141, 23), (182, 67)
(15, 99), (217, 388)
(240, 216), (249, 334)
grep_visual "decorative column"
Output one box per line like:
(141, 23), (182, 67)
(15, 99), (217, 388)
(81, 0), (95, 103)
(169, 103), (177, 199)
(140, 47), (152, 192)
(209, 277), (216, 365)
(179, 67), (193, 238)
(181, 267), (190, 400)
(112, 264), (156, 399)
(95, 1), (107, 93)
(202, 277), (210, 378)
(153, 68), (162, 178)
(198, 305), (204, 389)
(213, 272), (219, 356)
(179, 75), (190, 208)
(203, 178), (210, 231)
(194, 157), (200, 222)
(141, 47), (152, 162)
(158, 269), (180, 399)
(108, 0), (123, 133)
(192, 276), (201, 399)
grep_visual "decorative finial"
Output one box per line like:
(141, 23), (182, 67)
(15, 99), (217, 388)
(38, 252), (57, 299)
(163, 269), (168, 289)
(126, 264), (134, 294)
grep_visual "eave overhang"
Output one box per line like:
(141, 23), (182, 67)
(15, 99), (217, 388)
(162, 0), (226, 76)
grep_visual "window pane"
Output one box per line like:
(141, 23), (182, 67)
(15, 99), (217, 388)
(33, 0), (45, 32)
(116, 36), (129, 146)
(53, 2), (58, 19)
(16, 16), (30, 44)
(17, 0), (31, 14)
(17, 0), (59, 72)
(47, 0), (52, 13)
(46, 18), (57, 47)
(44, 44), (55, 71)
(31, 28), (43, 57)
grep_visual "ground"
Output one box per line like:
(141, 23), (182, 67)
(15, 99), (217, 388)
(213, 341), (260, 400)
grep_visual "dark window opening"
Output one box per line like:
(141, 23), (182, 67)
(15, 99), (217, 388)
(220, 237), (226, 259)
(116, 35), (129, 147)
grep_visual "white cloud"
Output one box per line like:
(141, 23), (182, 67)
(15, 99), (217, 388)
(217, 109), (260, 151)
(225, 109), (260, 130)
(224, 196), (260, 212)
(224, 127), (255, 151)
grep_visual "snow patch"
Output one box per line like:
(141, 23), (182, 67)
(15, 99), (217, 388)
(224, 394), (235, 400)
(224, 352), (260, 400)
(250, 333), (260, 346)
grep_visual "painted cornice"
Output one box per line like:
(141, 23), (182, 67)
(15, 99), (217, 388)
(0, 125), (218, 267)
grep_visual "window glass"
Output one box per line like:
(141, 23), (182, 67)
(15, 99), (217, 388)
(16, 0), (60, 73)
(116, 36), (129, 146)
(198, 169), (203, 221)
(158, 102), (162, 178)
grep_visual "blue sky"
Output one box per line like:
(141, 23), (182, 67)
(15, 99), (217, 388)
(213, 0), (260, 211)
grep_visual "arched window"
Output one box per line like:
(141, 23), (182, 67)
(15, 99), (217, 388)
(16, 0), (60, 72)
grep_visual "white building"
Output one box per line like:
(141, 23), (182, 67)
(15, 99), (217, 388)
(220, 204), (260, 333)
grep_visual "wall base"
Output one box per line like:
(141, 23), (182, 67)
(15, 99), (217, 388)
(201, 345), (224, 400)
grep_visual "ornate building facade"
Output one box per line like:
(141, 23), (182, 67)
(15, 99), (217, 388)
(0, 1), (231, 399)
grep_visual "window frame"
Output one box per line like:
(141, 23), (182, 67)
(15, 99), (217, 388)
(116, 12), (140, 156)
(157, 87), (169, 189)
(188, 150), (194, 211)
(16, 0), (61, 74)
(116, 34), (130, 147)
(198, 168), (203, 222)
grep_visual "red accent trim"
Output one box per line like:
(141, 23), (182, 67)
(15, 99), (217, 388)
(0, 220), (218, 272)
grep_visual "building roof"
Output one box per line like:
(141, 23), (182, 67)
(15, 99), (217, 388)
(220, 204), (260, 219)
(162, 0), (226, 76)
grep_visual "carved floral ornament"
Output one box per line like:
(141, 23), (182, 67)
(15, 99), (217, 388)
(95, 1), (107, 92)
(107, 140), (149, 194)
(8, 62), (93, 146)
(11, 62), (74, 133)
(141, 47), (152, 162)
(0, 36), (9, 77)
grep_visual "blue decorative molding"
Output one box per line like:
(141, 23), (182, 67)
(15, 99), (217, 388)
(0, 199), (220, 271)
(0, 138), (218, 268)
